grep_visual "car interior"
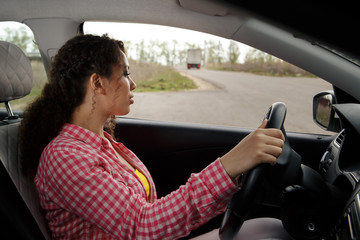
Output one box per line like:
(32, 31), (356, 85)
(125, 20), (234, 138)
(1, 1), (360, 240)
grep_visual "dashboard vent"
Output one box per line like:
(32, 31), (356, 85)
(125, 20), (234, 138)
(334, 130), (345, 147)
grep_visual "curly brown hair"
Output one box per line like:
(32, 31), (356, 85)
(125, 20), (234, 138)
(19, 34), (126, 177)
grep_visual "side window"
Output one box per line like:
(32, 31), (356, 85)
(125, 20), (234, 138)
(84, 22), (332, 134)
(0, 21), (47, 110)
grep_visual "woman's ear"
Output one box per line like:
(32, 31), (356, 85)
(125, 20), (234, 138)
(90, 73), (106, 94)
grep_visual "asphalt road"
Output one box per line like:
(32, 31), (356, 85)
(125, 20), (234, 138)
(127, 67), (333, 134)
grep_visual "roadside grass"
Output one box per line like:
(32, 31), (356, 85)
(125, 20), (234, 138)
(130, 60), (196, 92)
(134, 71), (196, 92)
(2, 59), (196, 110)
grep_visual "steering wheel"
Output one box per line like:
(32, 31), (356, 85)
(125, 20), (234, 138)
(219, 102), (301, 240)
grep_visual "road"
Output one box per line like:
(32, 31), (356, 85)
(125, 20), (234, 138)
(127, 67), (333, 134)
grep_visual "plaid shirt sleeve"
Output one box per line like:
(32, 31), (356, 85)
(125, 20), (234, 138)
(35, 128), (239, 239)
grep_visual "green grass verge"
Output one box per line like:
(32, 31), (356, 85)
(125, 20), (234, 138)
(134, 69), (196, 92)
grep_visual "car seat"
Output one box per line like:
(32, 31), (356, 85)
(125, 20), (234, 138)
(0, 41), (51, 239)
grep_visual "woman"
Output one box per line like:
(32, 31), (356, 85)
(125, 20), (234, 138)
(19, 34), (288, 239)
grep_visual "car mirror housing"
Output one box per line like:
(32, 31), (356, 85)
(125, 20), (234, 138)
(313, 91), (341, 132)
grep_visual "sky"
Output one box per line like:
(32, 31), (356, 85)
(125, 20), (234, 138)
(85, 22), (236, 45)
(84, 22), (251, 63)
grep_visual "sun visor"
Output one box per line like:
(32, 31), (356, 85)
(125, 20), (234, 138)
(178, 0), (229, 16)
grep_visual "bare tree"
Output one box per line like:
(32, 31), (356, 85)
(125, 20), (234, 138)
(228, 41), (240, 64)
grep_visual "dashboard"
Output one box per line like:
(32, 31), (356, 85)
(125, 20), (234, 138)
(332, 188), (360, 240)
(280, 103), (360, 239)
(320, 129), (360, 239)
(319, 104), (360, 239)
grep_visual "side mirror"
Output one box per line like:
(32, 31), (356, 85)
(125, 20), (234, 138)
(313, 91), (341, 132)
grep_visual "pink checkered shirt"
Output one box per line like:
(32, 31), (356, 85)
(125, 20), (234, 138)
(35, 124), (238, 239)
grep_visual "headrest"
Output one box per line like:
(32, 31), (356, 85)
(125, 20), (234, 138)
(0, 41), (33, 102)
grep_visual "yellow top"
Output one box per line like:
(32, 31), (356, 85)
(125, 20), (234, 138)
(134, 169), (150, 198)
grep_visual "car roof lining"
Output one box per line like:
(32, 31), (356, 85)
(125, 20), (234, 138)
(1, 0), (244, 38)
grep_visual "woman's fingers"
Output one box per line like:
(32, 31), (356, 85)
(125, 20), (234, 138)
(220, 126), (285, 179)
(258, 129), (284, 163)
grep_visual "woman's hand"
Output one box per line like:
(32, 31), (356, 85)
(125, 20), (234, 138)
(220, 120), (285, 180)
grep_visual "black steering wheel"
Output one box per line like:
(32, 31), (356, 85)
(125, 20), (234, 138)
(219, 102), (301, 240)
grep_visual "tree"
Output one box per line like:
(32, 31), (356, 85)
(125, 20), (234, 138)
(159, 41), (170, 65)
(135, 40), (147, 62)
(244, 48), (277, 64)
(170, 40), (178, 66)
(177, 48), (188, 65)
(228, 41), (240, 64)
(123, 40), (132, 56)
(203, 40), (226, 64)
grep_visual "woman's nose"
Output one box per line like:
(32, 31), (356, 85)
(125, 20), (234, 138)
(130, 77), (136, 91)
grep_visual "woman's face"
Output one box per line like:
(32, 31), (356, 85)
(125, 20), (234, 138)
(102, 50), (136, 116)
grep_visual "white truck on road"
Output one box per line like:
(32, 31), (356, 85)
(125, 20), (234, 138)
(187, 49), (202, 69)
